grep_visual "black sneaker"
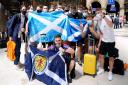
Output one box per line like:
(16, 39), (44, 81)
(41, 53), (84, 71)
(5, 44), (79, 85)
(67, 74), (72, 83)
(70, 66), (76, 79)
(70, 71), (76, 79)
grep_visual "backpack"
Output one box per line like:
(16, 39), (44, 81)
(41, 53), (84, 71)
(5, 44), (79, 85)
(113, 48), (119, 58)
(112, 59), (125, 75)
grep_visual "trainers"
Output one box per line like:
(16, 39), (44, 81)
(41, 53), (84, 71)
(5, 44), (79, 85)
(108, 71), (113, 81)
(14, 65), (20, 70)
(67, 74), (72, 83)
(14, 64), (24, 71)
(97, 68), (104, 75)
(78, 61), (82, 66)
(19, 63), (24, 67)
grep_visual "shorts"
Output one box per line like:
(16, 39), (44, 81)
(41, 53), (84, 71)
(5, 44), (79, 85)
(77, 38), (85, 46)
(99, 41), (116, 58)
(63, 54), (74, 72)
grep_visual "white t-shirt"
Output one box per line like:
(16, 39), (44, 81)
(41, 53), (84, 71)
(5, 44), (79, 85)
(100, 15), (115, 42)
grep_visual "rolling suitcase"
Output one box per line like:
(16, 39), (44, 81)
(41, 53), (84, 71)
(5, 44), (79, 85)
(83, 34), (96, 77)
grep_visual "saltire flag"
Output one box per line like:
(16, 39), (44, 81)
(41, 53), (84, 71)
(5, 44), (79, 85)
(28, 11), (68, 43)
(28, 11), (86, 42)
(67, 18), (86, 42)
(25, 45), (68, 85)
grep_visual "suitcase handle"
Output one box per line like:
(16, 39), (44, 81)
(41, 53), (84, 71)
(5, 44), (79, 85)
(88, 34), (95, 54)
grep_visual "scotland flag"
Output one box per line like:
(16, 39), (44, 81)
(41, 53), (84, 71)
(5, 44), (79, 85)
(28, 11), (68, 42)
(67, 18), (86, 42)
(25, 45), (68, 85)
(28, 11), (86, 42)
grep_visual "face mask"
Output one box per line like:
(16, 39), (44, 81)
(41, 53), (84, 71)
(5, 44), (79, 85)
(58, 9), (63, 11)
(87, 20), (93, 26)
(37, 10), (42, 13)
(21, 11), (26, 15)
(65, 10), (69, 12)
(83, 12), (87, 17)
(96, 14), (102, 20)
(70, 10), (76, 14)
(43, 9), (48, 12)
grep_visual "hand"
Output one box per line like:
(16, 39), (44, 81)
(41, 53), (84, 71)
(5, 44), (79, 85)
(80, 22), (83, 28)
(100, 12), (105, 18)
(59, 47), (65, 53)
(65, 48), (74, 55)
(9, 37), (12, 41)
(25, 30), (28, 36)
(21, 28), (25, 32)
(89, 26), (94, 31)
(80, 22), (84, 31)
(83, 24), (88, 32)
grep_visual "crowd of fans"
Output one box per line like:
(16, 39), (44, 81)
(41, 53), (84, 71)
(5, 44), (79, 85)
(6, 3), (126, 84)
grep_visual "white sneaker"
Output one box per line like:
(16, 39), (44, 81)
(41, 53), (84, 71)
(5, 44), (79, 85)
(108, 71), (113, 81)
(14, 64), (24, 71)
(97, 68), (104, 75)
(14, 65), (20, 70)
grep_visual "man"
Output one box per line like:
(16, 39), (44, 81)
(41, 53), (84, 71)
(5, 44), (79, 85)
(36, 5), (43, 13)
(67, 6), (83, 65)
(55, 4), (63, 11)
(96, 11), (116, 81)
(78, 14), (100, 65)
(38, 35), (75, 83)
(7, 5), (28, 69)
(49, 5), (55, 12)
(42, 5), (48, 12)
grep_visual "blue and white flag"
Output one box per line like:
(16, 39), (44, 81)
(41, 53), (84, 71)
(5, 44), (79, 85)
(28, 11), (68, 42)
(67, 18), (86, 42)
(25, 45), (68, 85)
(28, 11), (86, 42)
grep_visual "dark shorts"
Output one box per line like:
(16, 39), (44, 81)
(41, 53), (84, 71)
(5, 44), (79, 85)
(63, 55), (74, 72)
(99, 41), (116, 58)
(63, 55), (71, 65)
(77, 38), (85, 46)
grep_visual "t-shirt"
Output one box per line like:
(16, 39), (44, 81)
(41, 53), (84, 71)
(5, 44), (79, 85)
(100, 15), (115, 42)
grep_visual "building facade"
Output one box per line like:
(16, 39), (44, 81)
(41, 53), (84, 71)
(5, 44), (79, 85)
(86, 0), (124, 16)
(124, 0), (128, 21)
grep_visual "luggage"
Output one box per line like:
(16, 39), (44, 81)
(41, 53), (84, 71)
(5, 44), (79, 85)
(124, 63), (128, 70)
(7, 40), (16, 61)
(83, 34), (96, 77)
(113, 59), (125, 75)
(113, 48), (119, 58)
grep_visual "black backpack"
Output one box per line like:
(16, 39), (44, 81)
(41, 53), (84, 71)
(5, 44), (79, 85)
(112, 59), (125, 75)
(113, 48), (119, 58)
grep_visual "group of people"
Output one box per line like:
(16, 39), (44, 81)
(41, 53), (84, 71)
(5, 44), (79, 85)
(113, 15), (125, 29)
(7, 3), (118, 84)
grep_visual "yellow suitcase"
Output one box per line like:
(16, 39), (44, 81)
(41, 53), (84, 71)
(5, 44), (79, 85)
(83, 34), (96, 77)
(83, 54), (96, 76)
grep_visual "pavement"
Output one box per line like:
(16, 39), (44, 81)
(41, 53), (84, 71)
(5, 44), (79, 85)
(0, 26), (128, 85)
